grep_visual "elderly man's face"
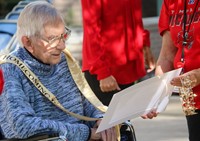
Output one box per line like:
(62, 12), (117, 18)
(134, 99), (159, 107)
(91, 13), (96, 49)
(30, 23), (67, 65)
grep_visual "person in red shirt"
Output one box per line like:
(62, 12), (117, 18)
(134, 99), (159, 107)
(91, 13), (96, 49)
(0, 69), (4, 139)
(0, 69), (4, 94)
(81, 0), (155, 106)
(156, 0), (200, 140)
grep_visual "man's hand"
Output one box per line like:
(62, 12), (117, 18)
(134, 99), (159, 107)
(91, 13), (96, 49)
(99, 76), (121, 92)
(90, 120), (117, 141)
(143, 46), (155, 73)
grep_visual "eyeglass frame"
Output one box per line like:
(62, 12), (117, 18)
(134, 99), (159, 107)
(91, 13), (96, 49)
(39, 26), (71, 47)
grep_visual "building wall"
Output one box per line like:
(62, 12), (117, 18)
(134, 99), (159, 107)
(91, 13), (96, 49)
(142, 0), (157, 17)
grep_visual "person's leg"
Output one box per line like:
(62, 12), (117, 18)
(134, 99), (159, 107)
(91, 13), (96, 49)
(84, 71), (135, 106)
(186, 110), (200, 141)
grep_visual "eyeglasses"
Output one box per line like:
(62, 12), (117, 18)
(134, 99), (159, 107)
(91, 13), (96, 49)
(40, 26), (71, 48)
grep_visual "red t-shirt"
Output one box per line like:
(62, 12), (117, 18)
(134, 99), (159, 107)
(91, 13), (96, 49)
(159, 0), (200, 109)
(0, 69), (3, 94)
(81, 0), (150, 84)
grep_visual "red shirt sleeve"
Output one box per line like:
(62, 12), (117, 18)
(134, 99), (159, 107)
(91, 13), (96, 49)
(158, 0), (170, 36)
(81, 0), (111, 80)
(143, 29), (151, 47)
(0, 69), (4, 94)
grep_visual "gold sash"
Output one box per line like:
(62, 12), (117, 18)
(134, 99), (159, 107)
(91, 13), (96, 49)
(0, 49), (120, 140)
(0, 54), (100, 121)
(62, 49), (107, 113)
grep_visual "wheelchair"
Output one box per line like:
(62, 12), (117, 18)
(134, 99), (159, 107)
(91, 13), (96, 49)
(0, 121), (137, 141)
(120, 121), (137, 141)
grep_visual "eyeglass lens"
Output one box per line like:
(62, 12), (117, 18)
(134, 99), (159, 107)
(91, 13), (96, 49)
(48, 27), (71, 47)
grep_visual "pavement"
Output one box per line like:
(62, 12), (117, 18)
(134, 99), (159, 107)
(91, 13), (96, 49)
(131, 95), (189, 141)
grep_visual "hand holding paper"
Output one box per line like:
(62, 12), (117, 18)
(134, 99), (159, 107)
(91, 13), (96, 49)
(97, 68), (182, 133)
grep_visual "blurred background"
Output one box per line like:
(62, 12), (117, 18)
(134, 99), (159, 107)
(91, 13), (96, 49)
(0, 0), (21, 19)
(0, 0), (162, 64)
(0, 0), (162, 24)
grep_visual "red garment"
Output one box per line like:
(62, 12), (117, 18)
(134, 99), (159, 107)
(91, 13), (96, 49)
(81, 0), (150, 84)
(159, 0), (200, 109)
(0, 69), (4, 94)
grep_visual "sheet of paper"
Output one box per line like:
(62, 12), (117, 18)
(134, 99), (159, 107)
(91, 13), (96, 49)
(97, 68), (182, 133)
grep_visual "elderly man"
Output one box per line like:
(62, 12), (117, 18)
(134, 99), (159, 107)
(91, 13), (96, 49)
(0, 1), (117, 141)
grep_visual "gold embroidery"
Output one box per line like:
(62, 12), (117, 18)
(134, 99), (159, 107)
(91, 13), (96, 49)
(179, 75), (197, 116)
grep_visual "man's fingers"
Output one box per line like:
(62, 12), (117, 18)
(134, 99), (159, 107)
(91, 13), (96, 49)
(101, 130), (106, 141)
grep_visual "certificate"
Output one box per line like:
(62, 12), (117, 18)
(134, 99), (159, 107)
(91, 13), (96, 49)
(97, 68), (182, 133)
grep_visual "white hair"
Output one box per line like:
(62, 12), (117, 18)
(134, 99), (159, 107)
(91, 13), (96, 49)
(17, 1), (65, 46)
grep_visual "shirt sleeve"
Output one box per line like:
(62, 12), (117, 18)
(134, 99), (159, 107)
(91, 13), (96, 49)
(0, 68), (4, 94)
(82, 95), (104, 127)
(81, 0), (111, 80)
(158, 0), (170, 36)
(0, 64), (90, 141)
(82, 95), (104, 119)
(143, 29), (151, 47)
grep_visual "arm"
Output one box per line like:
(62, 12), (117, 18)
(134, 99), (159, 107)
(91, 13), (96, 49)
(156, 0), (176, 75)
(143, 46), (155, 73)
(80, 88), (118, 140)
(143, 29), (151, 48)
(1, 76), (67, 138)
(0, 65), (90, 141)
(155, 31), (177, 75)
(82, 95), (103, 120)
(142, 31), (177, 119)
(142, 0), (176, 119)
(81, 1), (120, 92)
(0, 69), (4, 94)
(81, 0), (110, 80)
(143, 29), (155, 73)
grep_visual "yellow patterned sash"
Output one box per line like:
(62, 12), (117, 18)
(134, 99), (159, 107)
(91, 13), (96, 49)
(62, 49), (107, 113)
(0, 54), (100, 121)
(0, 49), (120, 140)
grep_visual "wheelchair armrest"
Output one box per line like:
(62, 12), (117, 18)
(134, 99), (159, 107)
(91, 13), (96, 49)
(1, 132), (59, 141)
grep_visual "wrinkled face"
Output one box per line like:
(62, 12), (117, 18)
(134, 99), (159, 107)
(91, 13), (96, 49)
(28, 23), (69, 65)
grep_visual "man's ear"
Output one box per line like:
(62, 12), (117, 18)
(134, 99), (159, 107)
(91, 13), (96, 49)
(21, 36), (34, 53)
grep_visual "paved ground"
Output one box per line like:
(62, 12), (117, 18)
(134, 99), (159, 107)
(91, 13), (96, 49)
(131, 96), (189, 141)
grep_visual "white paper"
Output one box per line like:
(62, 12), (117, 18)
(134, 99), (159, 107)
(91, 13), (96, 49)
(96, 68), (182, 133)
